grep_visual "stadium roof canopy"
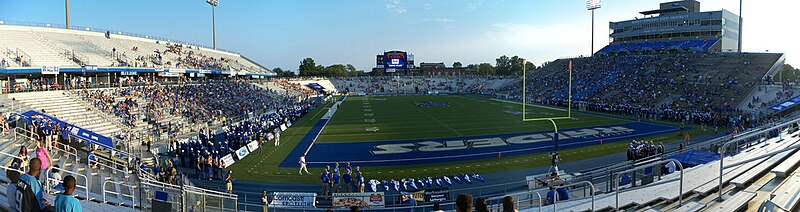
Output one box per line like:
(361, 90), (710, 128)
(640, 7), (688, 15)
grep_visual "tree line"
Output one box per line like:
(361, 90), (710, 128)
(277, 56), (540, 77)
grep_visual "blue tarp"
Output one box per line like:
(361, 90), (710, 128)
(22, 110), (114, 149)
(307, 83), (326, 91)
(770, 94), (800, 112)
(669, 150), (720, 167)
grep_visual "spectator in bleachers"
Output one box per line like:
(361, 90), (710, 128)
(456, 194), (473, 212)
(34, 140), (51, 170)
(546, 186), (556, 205)
(54, 175), (81, 212)
(556, 185), (570, 201)
(13, 146), (29, 172)
(433, 203), (444, 212)
(87, 148), (97, 168)
(475, 197), (489, 212)
(49, 165), (63, 193)
(503, 196), (517, 212)
(6, 165), (21, 211)
(18, 158), (50, 211)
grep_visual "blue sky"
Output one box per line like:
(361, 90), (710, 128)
(1, 0), (797, 72)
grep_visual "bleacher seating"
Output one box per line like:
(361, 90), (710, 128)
(7, 91), (126, 136)
(529, 127), (800, 211)
(0, 25), (271, 74)
(597, 39), (719, 55)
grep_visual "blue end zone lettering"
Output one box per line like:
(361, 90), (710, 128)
(280, 121), (680, 167)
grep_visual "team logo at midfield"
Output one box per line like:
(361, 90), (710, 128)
(371, 126), (635, 155)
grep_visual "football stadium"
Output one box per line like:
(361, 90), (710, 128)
(0, 0), (799, 211)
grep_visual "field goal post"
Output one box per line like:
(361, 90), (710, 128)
(521, 59), (573, 151)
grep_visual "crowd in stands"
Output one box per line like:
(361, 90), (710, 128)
(332, 76), (516, 95)
(80, 88), (140, 127)
(272, 79), (319, 97)
(163, 43), (232, 70)
(510, 53), (775, 128)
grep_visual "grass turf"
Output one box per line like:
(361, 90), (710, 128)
(316, 95), (624, 143)
(228, 95), (707, 184)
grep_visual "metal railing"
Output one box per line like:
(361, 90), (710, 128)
(45, 165), (91, 201)
(51, 140), (79, 163)
(554, 181), (595, 211)
(615, 159), (684, 211)
(718, 121), (800, 201)
(102, 180), (137, 208)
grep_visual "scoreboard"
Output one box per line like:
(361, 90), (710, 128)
(384, 51), (407, 69)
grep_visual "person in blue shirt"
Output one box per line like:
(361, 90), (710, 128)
(320, 170), (330, 199)
(332, 170), (340, 193)
(54, 175), (82, 212)
(342, 170), (353, 193)
(546, 187), (556, 205)
(87, 148), (97, 168)
(556, 186), (570, 201)
(19, 158), (50, 210)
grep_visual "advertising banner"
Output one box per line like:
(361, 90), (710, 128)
(271, 192), (316, 208)
(333, 192), (385, 208)
(221, 154), (235, 168)
(247, 141), (259, 152)
(401, 188), (450, 204)
(235, 147), (249, 160)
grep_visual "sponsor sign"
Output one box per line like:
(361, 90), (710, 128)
(247, 141), (259, 152)
(371, 126), (636, 155)
(271, 192), (316, 208)
(401, 188), (449, 204)
(199, 69), (212, 74)
(423, 188), (450, 203)
(221, 154), (235, 168)
(159, 72), (181, 77)
(333, 192), (385, 208)
(41, 66), (60, 75)
(81, 65), (98, 72)
(235, 147), (249, 160)
(280, 124), (288, 131)
(120, 71), (138, 76)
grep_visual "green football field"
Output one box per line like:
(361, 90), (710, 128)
(228, 95), (709, 183)
(316, 95), (624, 143)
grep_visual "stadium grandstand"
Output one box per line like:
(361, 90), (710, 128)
(0, 0), (799, 211)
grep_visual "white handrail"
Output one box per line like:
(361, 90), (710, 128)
(46, 166), (91, 201)
(102, 180), (137, 208)
(52, 141), (79, 163)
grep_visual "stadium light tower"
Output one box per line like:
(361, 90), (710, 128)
(65, 0), (70, 29)
(738, 0), (743, 52)
(586, 0), (601, 56)
(207, 0), (219, 50)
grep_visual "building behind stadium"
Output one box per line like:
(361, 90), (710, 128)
(602, 0), (741, 54)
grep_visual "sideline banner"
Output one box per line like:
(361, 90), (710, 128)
(271, 192), (316, 208)
(333, 192), (385, 208)
(235, 147), (249, 160)
(401, 188), (450, 204)
(247, 141), (259, 152)
(221, 154), (234, 168)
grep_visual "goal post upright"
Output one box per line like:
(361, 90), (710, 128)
(521, 59), (573, 151)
